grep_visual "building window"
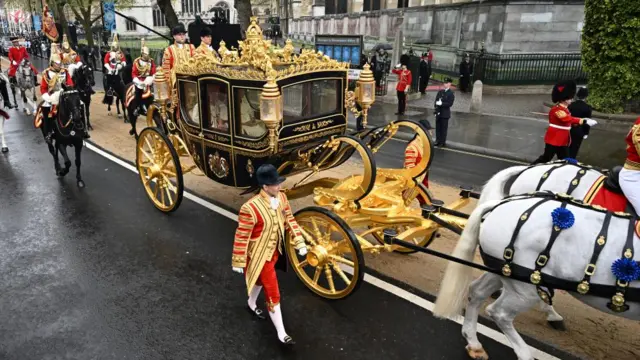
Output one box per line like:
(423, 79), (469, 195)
(126, 18), (137, 31)
(153, 6), (167, 27)
(396, 0), (409, 8)
(363, 0), (380, 11)
(182, 0), (202, 14)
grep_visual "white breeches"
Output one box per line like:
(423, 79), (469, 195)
(619, 168), (640, 214)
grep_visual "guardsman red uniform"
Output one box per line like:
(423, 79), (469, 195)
(37, 45), (75, 143)
(624, 118), (640, 171)
(231, 164), (307, 346)
(533, 81), (597, 164)
(392, 65), (412, 115)
(162, 25), (195, 86)
(128, 38), (157, 114)
(8, 37), (36, 77)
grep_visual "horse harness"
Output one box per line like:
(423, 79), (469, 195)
(480, 191), (639, 313)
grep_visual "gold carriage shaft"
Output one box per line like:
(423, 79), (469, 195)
(135, 17), (476, 300)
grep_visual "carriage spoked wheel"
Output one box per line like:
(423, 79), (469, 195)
(370, 185), (437, 254)
(287, 207), (364, 300)
(136, 127), (184, 213)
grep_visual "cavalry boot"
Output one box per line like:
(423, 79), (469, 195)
(268, 304), (294, 345)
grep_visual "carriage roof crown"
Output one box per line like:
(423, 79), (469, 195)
(175, 16), (350, 82)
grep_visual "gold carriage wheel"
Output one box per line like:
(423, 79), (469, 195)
(286, 207), (365, 300)
(136, 127), (184, 213)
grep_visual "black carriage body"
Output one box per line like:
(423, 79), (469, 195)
(174, 70), (348, 189)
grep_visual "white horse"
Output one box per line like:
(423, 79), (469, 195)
(475, 159), (612, 327)
(15, 58), (38, 115)
(434, 192), (640, 360)
(1, 108), (9, 152)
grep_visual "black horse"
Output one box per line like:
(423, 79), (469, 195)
(73, 63), (96, 130)
(40, 89), (88, 187)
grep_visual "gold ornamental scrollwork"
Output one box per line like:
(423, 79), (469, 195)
(246, 159), (255, 178)
(174, 16), (350, 82)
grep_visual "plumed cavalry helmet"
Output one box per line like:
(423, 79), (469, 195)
(551, 80), (577, 103)
(140, 38), (150, 56)
(62, 33), (70, 50)
(50, 43), (62, 66)
(110, 33), (119, 51)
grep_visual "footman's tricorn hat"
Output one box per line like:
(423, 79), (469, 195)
(552, 80), (577, 103)
(257, 164), (286, 186)
(172, 24), (187, 35)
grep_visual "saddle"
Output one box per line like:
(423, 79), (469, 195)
(603, 166), (623, 194)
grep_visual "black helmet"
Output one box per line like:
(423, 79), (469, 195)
(256, 164), (286, 186)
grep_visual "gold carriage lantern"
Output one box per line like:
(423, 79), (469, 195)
(260, 73), (283, 154)
(356, 64), (375, 127)
(154, 68), (170, 102)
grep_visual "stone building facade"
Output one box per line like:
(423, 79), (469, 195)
(290, 0), (586, 54)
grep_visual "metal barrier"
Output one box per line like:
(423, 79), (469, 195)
(472, 52), (587, 86)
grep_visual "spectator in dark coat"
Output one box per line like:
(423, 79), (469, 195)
(567, 87), (592, 159)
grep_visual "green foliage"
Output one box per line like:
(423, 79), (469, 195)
(582, 0), (640, 113)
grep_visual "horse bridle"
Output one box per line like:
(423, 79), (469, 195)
(59, 90), (87, 136)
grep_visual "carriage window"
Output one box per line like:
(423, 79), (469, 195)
(203, 82), (229, 133)
(282, 79), (341, 123)
(235, 88), (267, 139)
(181, 82), (200, 127)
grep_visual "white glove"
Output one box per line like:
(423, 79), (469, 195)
(583, 135), (588, 139)
(41, 92), (51, 103)
(436, 99), (443, 106)
(104, 63), (111, 72)
(298, 247), (308, 256)
(49, 90), (62, 105)
(143, 75), (155, 86)
(232, 267), (244, 274)
(585, 118), (597, 127)
(116, 63), (123, 71)
(12, 61), (17, 65)
(395, 63), (401, 68)
(133, 77), (143, 86)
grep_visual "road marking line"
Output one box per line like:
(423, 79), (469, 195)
(84, 142), (559, 360)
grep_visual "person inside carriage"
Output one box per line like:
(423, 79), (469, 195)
(132, 39), (156, 117)
(40, 46), (87, 144)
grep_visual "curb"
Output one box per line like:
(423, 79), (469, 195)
(347, 122), (533, 163)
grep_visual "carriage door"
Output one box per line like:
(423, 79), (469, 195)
(178, 79), (206, 173)
(198, 78), (236, 187)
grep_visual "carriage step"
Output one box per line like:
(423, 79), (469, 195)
(382, 229), (398, 245)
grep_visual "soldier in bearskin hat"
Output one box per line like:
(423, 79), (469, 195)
(231, 164), (308, 345)
(532, 80), (598, 164)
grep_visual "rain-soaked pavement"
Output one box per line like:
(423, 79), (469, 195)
(0, 102), (578, 359)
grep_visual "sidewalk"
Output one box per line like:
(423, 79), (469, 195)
(352, 101), (628, 169)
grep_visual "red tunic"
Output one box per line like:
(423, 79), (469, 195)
(103, 51), (126, 72)
(624, 118), (640, 170)
(132, 58), (157, 81)
(40, 68), (74, 96)
(8, 46), (32, 77)
(392, 69), (412, 92)
(543, 104), (584, 147)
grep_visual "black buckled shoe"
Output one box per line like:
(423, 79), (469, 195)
(281, 336), (295, 346)
(246, 306), (266, 320)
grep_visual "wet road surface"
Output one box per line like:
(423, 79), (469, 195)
(0, 103), (577, 359)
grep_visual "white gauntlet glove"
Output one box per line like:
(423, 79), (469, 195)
(436, 99), (443, 106)
(232, 267), (244, 274)
(585, 118), (598, 127)
(12, 61), (17, 66)
(143, 76), (155, 86)
(298, 247), (308, 256)
(583, 135), (588, 139)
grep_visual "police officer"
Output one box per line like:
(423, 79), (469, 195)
(434, 78), (455, 147)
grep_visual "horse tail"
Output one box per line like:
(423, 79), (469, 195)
(433, 200), (500, 319)
(478, 165), (526, 205)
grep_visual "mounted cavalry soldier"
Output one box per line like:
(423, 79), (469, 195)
(60, 34), (82, 68)
(231, 164), (308, 346)
(8, 36), (38, 107)
(39, 45), (80, 144)
(532, 80), (598, 164)
(103, 34), (127, 113)
(162, 24), (195, 88)
(131, 38), (156, 116)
